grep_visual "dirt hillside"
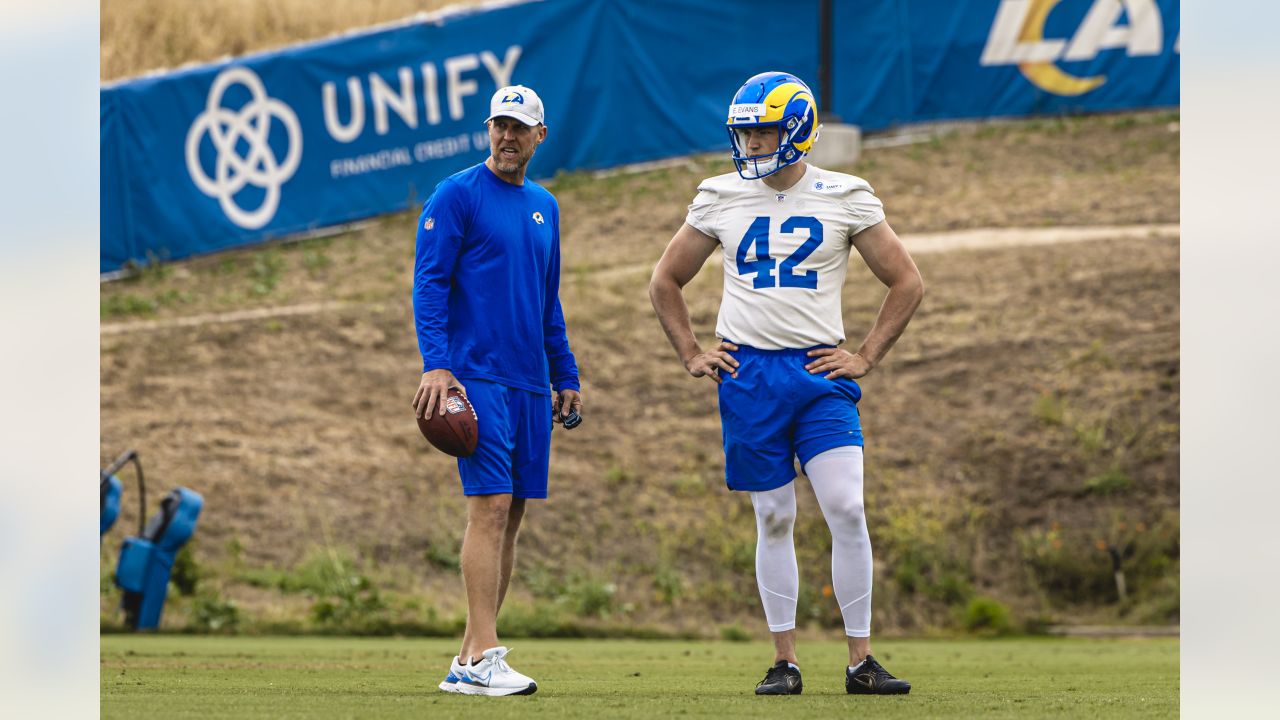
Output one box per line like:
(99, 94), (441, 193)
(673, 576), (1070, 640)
(100, 111), (1179, 636)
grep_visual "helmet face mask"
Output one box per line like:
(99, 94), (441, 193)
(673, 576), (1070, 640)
(728, 124), (798, 180)
(726, 72), (819, 180)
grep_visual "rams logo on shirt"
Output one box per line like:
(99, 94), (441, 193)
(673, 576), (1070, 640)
(532, 211), (545, 225)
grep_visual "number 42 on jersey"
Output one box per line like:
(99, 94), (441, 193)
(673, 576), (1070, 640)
(736, 215), (825, 290)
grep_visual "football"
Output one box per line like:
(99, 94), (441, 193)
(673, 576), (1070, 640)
(417, 388), (479, 457)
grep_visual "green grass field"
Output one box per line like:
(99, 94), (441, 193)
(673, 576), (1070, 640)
(101, 636), (1177, 718)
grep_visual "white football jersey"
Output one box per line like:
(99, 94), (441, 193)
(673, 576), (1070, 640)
(684, 164), (885, 350)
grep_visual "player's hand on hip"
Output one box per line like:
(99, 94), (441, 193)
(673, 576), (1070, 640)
(685, 341), (739, 384)
(413, 369), (467, 418)
(553, 388), (583, 423)
(805, 348), (872, 380)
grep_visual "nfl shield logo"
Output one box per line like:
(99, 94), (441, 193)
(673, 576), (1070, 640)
(423, 217), (435, 230)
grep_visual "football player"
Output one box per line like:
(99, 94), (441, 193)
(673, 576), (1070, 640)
(650, 71), (923, 696)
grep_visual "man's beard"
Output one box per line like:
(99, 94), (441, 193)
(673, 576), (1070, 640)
(493, 151), (528, 174)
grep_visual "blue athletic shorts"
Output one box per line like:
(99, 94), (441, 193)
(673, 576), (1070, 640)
(456, 379), (552, 499)
(717, 344), (863, 492)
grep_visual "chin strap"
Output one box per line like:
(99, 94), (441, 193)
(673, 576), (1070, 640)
(739, 155), (781, 179)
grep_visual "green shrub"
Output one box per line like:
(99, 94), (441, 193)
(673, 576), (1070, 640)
(523, 561), (566, 600)
(963, 596), (1012, 635)
(671, 473), (707, 498)
(235, 550), (391, 631)
(795, 583), (822, 626)
(170, 544), (200, 596)
(1018, 526), (1113, 604)
(1032, 392), (1064, 426)
(1127, 570), (1179, 623)
(101, 555), (119, 599)
(521, 565), (620, 619)
(187, 591), (240, 633)
(929, 572), (973, 605)
(1073, 422), (1108, 456)
(249, 251), (284, 295)
(719, 624), (751, 642)
(424, 540), (460, 572)
(1084, 469), (1131, 496)
(156, 288), (192, 309)
(565, 577), (616, 618)
(497, 602), (566, 637)
(1022, 614), (1053, 635)
(310, 573), (386, 630)
(495, 602), (687, 640)
(877, 505), (975, 608)
(1020, 513), (1179, 609)
(101, 293), (157, 318)
(604, 465), (633, 486)
(302, 248), (332, 274)
(653, 564), (683, 604)
(722, 540), (755, 575)
(303, 553), (388, 630)
(224, 537), (244, 564)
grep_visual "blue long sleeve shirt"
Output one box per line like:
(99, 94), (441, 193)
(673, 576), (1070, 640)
(413, 163), (579, 395)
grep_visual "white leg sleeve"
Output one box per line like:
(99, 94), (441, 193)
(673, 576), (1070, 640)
(749, 482), (799, 633)
(805, 446), (873, 638)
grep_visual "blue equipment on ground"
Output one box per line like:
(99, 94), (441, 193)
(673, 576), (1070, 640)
(100, 449), (205, 630)
(100, 474), (122, 537)
(115, 487), (204, 630)
(101, 449), (147, 538)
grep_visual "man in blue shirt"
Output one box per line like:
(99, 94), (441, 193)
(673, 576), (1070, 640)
(412, 85), (581, 697)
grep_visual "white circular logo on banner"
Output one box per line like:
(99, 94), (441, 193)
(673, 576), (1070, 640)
(185, 66), (302, 229)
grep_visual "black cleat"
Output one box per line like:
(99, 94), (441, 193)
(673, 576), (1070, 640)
(846, 655), (911, 695)
(755, 660), (803, 695)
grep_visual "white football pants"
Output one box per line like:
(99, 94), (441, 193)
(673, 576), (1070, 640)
(749, 446), (873, 637)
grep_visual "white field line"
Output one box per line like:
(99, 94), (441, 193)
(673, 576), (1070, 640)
(901, 223), (1178, 254)
(100, 224), (1178, 335)
(100, 301), (345, 336)
(593, 222), (1180, 281)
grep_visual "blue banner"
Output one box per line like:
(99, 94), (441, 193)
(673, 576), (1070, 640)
(101, 0), (605, 272)
(100, 0), (1178, 272)
(833, 0), (1180, 127)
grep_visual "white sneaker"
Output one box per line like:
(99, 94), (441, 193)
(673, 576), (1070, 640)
(438, 655), (468, 693)
(455, 646), (538, 696)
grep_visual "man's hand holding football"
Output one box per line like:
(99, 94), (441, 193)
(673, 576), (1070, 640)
(805, 347), (873, 380)
(413, 369), (467, 418)
(685, 341), (740, 383)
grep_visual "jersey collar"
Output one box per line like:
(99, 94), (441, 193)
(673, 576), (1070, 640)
(758, 163), (814, 199)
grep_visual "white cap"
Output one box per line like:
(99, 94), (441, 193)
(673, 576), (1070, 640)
(486, 85), (544, 126)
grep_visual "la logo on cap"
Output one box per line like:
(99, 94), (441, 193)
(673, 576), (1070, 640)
(487, 85), (544, 126)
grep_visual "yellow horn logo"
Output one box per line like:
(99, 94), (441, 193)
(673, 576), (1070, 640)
(1018, 0), (1105, 96)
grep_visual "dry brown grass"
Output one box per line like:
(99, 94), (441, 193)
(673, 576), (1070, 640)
(99, 111), (1179, 635)
(101, 0), (473, 81)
